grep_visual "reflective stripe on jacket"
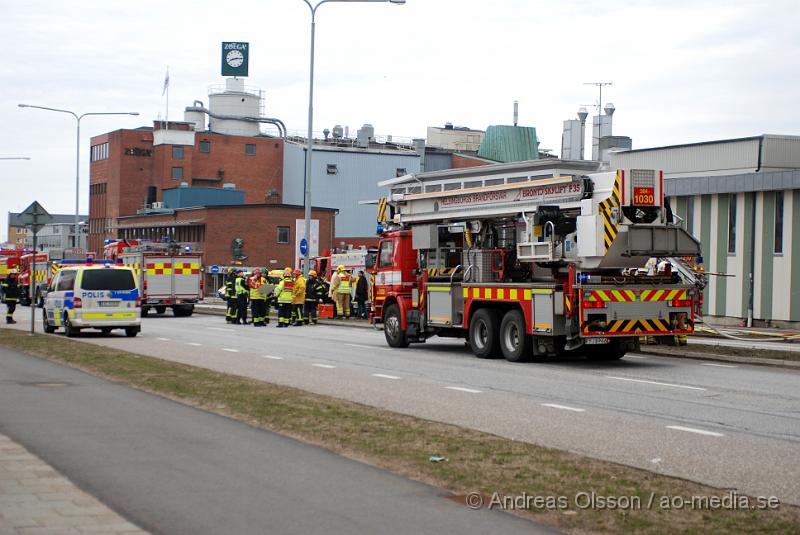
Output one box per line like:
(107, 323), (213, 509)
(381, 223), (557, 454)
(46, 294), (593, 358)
(249, 276), (267, 300)
(336, 273), (352, 294)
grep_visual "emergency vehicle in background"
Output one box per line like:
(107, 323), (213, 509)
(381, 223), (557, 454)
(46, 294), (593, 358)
(0, 249), (28, 281)
(301, 246), (377, 281)
(371, 159), (702, 361)
(104, 240), (203, 317)
(17, 252), (49, 307)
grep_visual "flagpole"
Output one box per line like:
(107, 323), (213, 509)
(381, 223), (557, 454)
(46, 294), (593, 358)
(164, 66), (170, 131)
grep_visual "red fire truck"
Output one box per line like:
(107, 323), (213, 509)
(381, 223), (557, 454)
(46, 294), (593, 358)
(371, 160), (702, 361)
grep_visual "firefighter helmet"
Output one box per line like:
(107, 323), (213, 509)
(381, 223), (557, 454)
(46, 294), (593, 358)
(337, 265), (345, 272)
(309, 270), (317, 277)
(293, 269), (302, 277)
(284, 267), (292, 275)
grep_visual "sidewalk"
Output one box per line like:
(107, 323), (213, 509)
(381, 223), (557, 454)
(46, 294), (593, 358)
(0, 433), (146, 535)
(194, 302), (374, 329)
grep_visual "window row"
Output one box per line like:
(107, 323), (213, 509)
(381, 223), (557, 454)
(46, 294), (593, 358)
(194, 141), (256, 155)
(326, 164), (406, 177)
(89, 183), (107, 195)
(91, 142), (109, 161)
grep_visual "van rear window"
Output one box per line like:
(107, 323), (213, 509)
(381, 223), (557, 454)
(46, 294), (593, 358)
(81, 269), (136, 291)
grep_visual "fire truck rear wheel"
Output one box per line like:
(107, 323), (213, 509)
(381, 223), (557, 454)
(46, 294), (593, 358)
(383, 304), (409, 348)
(499, 309), (530, 362)
(469, 308), (501, 359)
(155, 306), (167, 314)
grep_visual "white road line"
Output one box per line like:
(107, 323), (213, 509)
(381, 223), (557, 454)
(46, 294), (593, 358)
(541, 403), (586, 413)
(221, 348), (240, 353)
(157, 337), (171, 341)
(372, 373), (401, 380)
(445, 386), (482, 394)
(208, 327), (235, 333)
(186, 342), (202, 347)
(312, 364), (336, 369)
(262, 355), (284, 360)
(605, 376), (706, 391)
(666, 425), (725, 437)
(345, 343), (392, 352)
(700, 363), (738, 368)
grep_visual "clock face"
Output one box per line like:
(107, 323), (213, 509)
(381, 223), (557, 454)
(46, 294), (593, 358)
(226, 50), (244, 68)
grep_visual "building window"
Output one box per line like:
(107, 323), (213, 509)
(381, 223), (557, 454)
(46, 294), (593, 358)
(172, 146), (184, 160)
(91, 142), (109, 161)
(774, 191), (784, 254)
(245, 143), (256, 156)
(199, 140), (210, 153)
(396, 168), (406, 177)
(685, 197), (694, 236)
(277, 226), (290, 244)
(326, 164), (338, 175)
(727, 194), (737, 254)
(171, 166), (184, 180)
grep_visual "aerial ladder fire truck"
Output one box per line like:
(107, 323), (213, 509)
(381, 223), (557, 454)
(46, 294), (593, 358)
(370, 159), (702, 361)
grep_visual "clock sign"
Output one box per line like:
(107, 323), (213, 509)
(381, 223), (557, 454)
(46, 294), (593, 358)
(221, 42), (249, 77)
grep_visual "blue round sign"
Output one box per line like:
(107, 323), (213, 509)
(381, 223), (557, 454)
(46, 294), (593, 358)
(210, 265), (220, 274)
(299, 238), (309, 256)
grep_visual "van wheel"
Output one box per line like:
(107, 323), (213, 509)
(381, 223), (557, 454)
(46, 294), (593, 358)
(64, 315), (79, 338)
(469, 308), (501, 359)
(125, 327), (139, 337)
(500, 309), (530, 362)
(101, 328), (112, 335)
(42, 311), (55, 334)
(383, 304), (409, 348)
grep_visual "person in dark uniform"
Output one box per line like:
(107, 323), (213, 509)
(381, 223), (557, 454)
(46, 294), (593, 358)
(225, 269), (237, 323)
(2, 271), (20, 324)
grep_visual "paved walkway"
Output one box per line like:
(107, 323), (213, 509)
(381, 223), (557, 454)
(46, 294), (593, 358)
(0, 433), (146, 535)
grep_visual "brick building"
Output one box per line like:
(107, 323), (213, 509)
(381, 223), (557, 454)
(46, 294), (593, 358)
(89, 121), (284, 254)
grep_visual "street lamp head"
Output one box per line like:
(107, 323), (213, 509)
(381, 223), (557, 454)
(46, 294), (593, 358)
(389, 0), (405, 3)
(129, 112), (140, 116)
(18, 104), (30, 108)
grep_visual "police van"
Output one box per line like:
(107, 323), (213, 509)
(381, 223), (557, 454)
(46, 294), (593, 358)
(43, 263), (141, 337)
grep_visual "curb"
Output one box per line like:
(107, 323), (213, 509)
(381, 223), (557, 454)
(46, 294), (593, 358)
(640, 347), (800, 370)
(194, 306), (375, 329)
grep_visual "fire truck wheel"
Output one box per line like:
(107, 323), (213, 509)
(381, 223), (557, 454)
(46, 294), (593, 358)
(499, 309), (530, 362)
(42, 311), (55, 334)
(155, 306), (167, 314)
(63, 315), (79, 338)
(141, 307), (149, 318)
(383, 304), (409, 348)
(469, 308), (501, 359)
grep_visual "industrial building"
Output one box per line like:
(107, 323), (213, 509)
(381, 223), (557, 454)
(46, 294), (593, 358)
(6, 212), (87, 252)
(611, 135), (800, 327)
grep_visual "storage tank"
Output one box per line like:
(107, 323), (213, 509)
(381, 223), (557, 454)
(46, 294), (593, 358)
(208, 78), (262, 136)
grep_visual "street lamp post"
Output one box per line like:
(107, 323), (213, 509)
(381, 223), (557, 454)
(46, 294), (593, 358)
(299, 0), (404, 275)
(18, 105), (138, 248)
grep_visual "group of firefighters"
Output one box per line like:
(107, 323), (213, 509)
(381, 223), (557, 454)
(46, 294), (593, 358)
(223, 265), (359, 327)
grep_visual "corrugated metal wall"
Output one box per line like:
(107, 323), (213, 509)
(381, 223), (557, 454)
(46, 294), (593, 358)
(283, 143), (420, 238)
(612, 138), (760, 176)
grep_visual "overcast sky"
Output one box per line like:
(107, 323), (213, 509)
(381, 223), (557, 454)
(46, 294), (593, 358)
(1, 0), (797, 241)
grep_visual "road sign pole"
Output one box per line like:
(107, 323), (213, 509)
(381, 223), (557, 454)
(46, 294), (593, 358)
(30, 231), (36, 333)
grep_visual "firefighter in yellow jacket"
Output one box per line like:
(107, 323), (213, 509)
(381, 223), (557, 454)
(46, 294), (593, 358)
(329, 265), (352, 319)
(274, 267), (294, 328)
(248, 268), (268, 327)
(290, 269), (306, 326)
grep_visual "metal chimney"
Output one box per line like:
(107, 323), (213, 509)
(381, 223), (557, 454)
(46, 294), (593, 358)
(577, 107), (588, 160)
(413, 138), (426, 172)
(513, 100), (519, 127)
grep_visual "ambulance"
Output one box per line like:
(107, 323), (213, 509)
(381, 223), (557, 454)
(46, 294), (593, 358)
(42, 263), (141, 337)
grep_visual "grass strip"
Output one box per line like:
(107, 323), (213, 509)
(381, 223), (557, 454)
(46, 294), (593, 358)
(1, 329), (797, 534)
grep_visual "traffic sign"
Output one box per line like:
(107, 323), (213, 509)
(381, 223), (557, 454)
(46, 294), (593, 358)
(19, 201), (53, 234)
(209, 265), (220, 274)
(299, 238), (309, 256)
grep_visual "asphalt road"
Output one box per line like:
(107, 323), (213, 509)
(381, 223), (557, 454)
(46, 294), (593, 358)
(8, 313), (800, 505)
(0, 347), (552, 535)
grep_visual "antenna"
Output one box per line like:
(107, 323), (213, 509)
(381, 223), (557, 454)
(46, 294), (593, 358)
(583, 81), (613, 114)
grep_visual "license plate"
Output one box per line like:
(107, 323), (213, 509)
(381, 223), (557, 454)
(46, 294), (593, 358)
(99, 301), (118, 307)
(585, 337), (610, 345)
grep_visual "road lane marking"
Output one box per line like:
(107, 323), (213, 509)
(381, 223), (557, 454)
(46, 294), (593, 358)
(541, 403), (586, 412)
(221, 348), (240, 353)
(605, 376), (706, 391)
(312, 364), (336, 369)
(186, 342), (202, 347)
(262, 355), (284, 360)
(372, 373), (401, 380)
(666, 425), (724, 437)
(157, 337), (171, 341)
(208, 327), (235, 333)
(624, 355), (648, 360)
(345, 343), (392, 351)
(445, 386), (482, 394)
(700, 363), (738, 368)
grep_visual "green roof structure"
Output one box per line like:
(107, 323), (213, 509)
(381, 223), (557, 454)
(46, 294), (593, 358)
(477, 125), (539, 163)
